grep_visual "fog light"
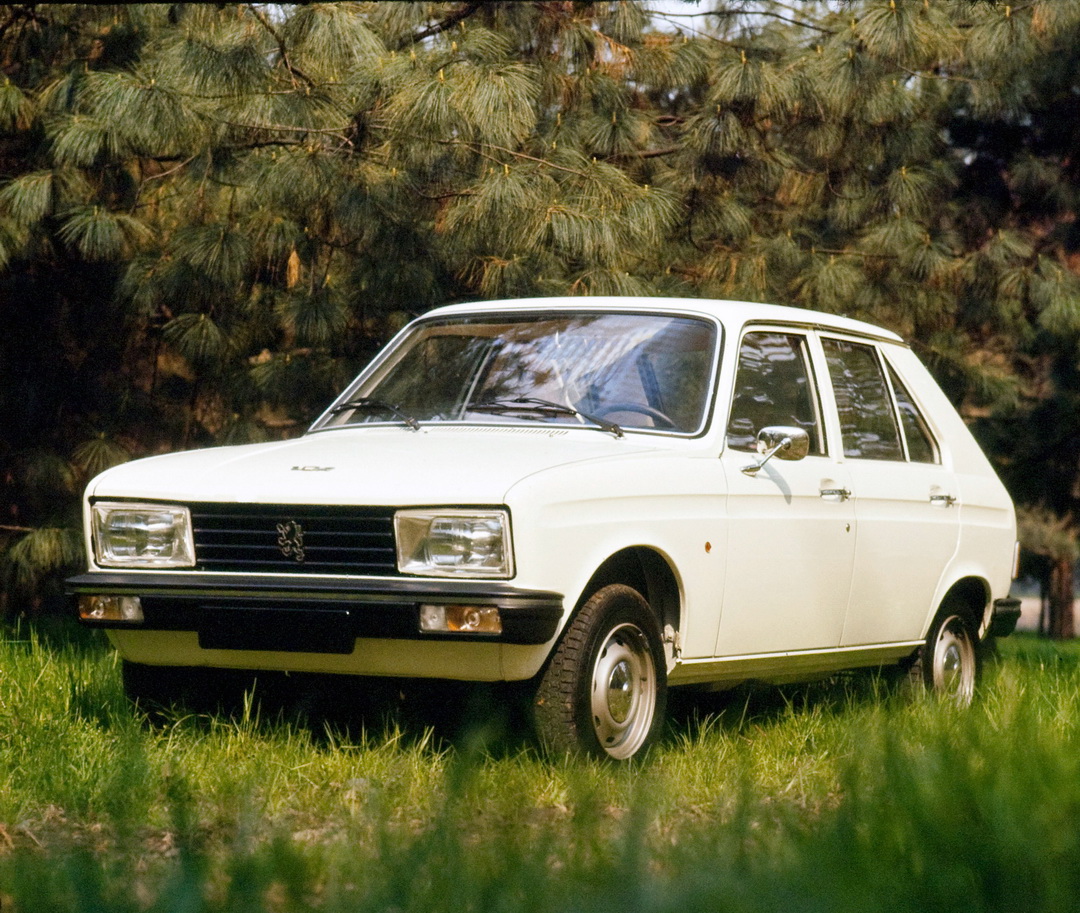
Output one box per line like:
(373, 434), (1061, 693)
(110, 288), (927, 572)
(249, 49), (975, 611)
(419, 604), (502, 635)
(78, 595), (144, 623)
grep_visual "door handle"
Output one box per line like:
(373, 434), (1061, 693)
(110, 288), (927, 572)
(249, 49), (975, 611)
(820, 487), (851, 502)
(930, 493), (957, 507)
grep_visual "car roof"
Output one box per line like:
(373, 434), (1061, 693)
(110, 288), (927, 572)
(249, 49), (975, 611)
(424, 296), (905, 344)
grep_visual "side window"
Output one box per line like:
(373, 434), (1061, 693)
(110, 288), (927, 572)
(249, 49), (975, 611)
(726, 332), (825, 454)
(887, 364), (940, 464)
(822, 338), (904, 461)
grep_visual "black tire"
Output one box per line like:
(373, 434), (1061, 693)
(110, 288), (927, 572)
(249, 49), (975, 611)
(908, 610), (979, 705)
(533, 584), (667, 760)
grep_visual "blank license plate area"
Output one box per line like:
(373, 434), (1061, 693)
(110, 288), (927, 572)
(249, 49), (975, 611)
(197, 605), (356, 654)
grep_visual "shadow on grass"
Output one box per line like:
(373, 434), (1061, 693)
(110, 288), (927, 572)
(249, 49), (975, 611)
(0, 614), (533, 755)
(663, 664), (912, 748)
(23, 616), (1074, 761)
(123, 663), (538, 757)
(130, 664), (894, 762)
(96, 659), (951, 761)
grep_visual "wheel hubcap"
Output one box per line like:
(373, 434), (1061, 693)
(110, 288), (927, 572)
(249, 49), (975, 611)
(932, 616), (975, 705)
(590, 623), (657, 759)
(607, 660), (633, 723)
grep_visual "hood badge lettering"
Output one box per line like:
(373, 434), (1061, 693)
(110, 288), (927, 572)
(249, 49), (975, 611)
(276, 521), (305, 562)
(292, 465), (334, 472)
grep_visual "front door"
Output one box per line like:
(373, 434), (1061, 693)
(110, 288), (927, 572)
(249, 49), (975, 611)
(715, 330), (857, 656)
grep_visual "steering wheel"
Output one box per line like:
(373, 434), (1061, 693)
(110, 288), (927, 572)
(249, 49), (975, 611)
(598, 402), (677, 429)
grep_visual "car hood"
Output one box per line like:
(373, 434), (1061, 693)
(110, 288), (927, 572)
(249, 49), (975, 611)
(87, 426), (667, 506)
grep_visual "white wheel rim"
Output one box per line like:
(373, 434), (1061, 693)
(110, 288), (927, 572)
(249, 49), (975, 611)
(589, 622), (657, 759)
(931, 615), (975, 705)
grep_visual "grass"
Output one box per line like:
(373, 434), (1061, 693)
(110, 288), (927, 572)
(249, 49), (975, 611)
(2, 621), (1080, 911)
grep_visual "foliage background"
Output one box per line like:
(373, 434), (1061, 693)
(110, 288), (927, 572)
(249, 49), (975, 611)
(3, 1), (1080, 628)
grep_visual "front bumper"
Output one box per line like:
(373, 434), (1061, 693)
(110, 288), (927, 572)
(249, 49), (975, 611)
(67, 572), (564, 654)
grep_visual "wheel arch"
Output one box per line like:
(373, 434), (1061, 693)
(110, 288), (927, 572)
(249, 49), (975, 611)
(573, 546), (681, 648)
(934, 576), (991, 635)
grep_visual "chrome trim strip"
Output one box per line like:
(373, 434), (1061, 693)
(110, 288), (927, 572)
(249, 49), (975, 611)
(669, 641), (923, 686)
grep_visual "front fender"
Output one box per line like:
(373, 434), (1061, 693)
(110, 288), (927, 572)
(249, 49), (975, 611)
(505, 452), (728, 659)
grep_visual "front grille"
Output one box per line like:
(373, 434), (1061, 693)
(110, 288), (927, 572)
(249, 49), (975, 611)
(190, 504), (398, 575)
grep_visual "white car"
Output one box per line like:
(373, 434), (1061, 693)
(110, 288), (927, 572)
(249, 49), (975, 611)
(70, 297), (1020, 759)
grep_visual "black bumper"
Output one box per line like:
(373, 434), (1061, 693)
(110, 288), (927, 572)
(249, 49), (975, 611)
(988, 596), (1022, 638)
(67, 572), (564, 653)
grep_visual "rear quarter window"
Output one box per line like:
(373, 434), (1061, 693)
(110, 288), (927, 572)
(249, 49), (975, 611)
(886, 361), (940, 464)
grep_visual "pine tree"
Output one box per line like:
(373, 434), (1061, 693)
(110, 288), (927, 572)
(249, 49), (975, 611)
(0, 5), (157, 611)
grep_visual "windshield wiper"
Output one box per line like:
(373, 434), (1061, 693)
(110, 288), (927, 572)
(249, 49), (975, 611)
(468, 396), (623, 438)
(330, 397), (420, 431)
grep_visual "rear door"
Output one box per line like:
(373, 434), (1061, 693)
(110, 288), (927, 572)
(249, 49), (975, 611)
(819, 337), (960, 646)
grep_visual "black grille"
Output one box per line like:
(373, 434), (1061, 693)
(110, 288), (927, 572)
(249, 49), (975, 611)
(190, 504), (398, 575)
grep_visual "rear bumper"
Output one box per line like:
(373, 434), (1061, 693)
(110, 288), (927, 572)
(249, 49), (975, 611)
(67, 571), (564, 653)
(987, 596), (1022, 638)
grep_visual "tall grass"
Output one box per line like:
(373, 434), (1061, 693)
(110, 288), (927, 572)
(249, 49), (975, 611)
(2, 622), (1080, 911)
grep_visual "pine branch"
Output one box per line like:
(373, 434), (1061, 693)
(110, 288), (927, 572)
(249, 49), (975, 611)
(897, 65), (979, 86)
(809, 246), (896, 259)
(465, 141), (589, 177)
(605, 147), (680, 161)
(396, 2), (482, 50)
(221, 119), (356, 145)
(246, 3), (318, 90)
(139, 154), (199, 184)
(372, 124), (593, 177)
(707, 4), (834, 36)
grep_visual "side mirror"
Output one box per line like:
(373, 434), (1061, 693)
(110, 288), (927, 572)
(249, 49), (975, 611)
(741, 426), (810, 475)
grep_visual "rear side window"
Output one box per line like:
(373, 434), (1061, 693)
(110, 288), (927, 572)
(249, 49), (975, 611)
(726, 332), (825, 454)
(887, 363), (940, 464)
(822, 338), (904, 461)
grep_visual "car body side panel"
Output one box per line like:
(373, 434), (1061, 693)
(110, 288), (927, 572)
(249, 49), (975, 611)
(505, 452), (728, 661)
(840, 458), (961, 645)
(715, 453), (856, 655)
(882, 348), (1016, 636)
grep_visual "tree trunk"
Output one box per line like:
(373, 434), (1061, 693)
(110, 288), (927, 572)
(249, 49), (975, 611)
(1047, 556), (1076, 640)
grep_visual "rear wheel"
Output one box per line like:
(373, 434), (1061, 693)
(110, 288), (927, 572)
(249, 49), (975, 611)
(533, 584), (667, 760)
(909, 610), (979, 705)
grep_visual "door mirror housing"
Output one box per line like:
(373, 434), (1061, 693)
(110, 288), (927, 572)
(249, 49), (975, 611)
(741, 426), (810, 475)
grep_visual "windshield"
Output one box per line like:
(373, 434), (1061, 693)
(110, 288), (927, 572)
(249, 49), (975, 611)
(319, 312), (719, 435)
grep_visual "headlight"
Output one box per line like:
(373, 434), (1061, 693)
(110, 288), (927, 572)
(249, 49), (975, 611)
(92, 503), (195, 569)
(395, 509), (513, 578)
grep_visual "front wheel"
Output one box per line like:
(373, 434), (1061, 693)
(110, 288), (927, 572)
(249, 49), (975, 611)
(909, 610), (979, 705)
(533, 584), (667, 760)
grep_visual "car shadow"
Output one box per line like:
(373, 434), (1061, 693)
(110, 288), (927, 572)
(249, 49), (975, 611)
(126, 667), (538, 757)
(662, 667), (910, 745)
